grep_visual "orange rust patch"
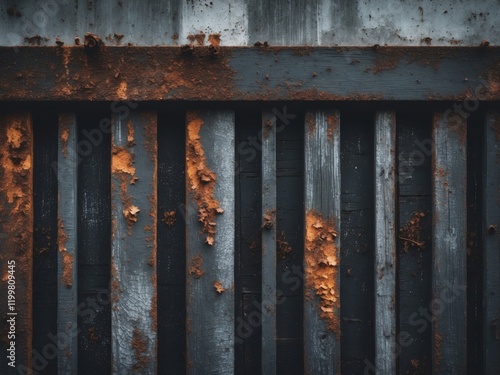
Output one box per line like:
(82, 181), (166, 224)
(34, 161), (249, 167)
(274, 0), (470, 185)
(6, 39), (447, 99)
(116, 81), (127, 99)
(305, 210), (340, 334)
(57, 217), (73, 286)
(208, 34), (221, 47)
(398, 211), (426, 252)
(326, 112), (339, 141)
(127, 119), (135, 147)
(162, 210), (176, 227)
(59, 113), (71, 158)
(214, 281), (226, 294)
(112, 146), (136, 176)
(186, 111), (224, 245)
(131, 328), (150, 371)
(188, 32), (206, 45)
(262, 209), (275, 229)
(306, 112), (316, 139)
(123, 205), (140, 226)
(188, 254), (204, 279)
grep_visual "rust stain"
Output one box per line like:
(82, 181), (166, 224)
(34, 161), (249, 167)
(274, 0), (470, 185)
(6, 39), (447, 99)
(373, 47), (458, 74)
(398, 212), (426, 252)
(214, 281), (226, 294)
(57, 217), (73, 286)
(88, 327), (99, 343)
(162, 210), (176, 227)
(0, 113), (33, 372)
(111, 260), (120, 308)
(326, 112), (339, 141)
(131, 328), (151, 371)
(188, 254), (204, 279)
(306, 112), (316, 139)
(188, 32), (206, 45)
(262, 118), (273, 140)
(262, 209), (275, 229)
(123, 205), (140, 226)
(59, 114), (71, 158)
(116, 81), (128, 100)
(434, 331), (443, 370)
(186, 111), (224, 245)
(127, 119), (135, 147)
(208, 34), (221, 47)
(305, 210), (340, 334)
(277, 231), (293, 260)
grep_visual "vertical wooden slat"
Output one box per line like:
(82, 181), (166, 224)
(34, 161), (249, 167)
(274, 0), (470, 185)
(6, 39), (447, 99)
(57, 113), (78, 373)
(483, 111), (500, 373)
(432, 112), (467, 374)
(111, 111), (157, 374)
(374, 111), (397, 374)
(0, 113), (33, 374)
(186, 110), (235, 374)
(261, 111), (277, 375)
(304, 110), (341, 374)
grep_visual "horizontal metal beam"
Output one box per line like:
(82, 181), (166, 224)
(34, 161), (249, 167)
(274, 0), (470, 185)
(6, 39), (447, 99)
(0, 46), (499, 102)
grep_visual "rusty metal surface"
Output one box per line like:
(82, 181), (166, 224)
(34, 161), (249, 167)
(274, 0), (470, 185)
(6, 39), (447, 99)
(0, 46), (499, 102)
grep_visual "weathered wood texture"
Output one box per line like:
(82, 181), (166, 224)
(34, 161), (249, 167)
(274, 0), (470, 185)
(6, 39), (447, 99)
(111, 111), (157, 374)
(185, 110), (235, 374)
(157, 111), (187, 375)
(77, 109), (112, 374)
(0, 113), (33, 374)
(1, 47), (499, 102)
(340, 111), (375, 374)
(33, 111), (59, 375)
(483, 111), (500, 373)
(432, 112), (467, 374)
(57, 113), (78, 374)
(303, 110), (341, 374)
(374, 111), (397, 374)
(396, 112), (433, 373)
(261, 111), (277, 375)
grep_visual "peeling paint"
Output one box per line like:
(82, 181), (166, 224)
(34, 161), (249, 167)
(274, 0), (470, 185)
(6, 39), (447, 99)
(305, 210), (340, 334)
(214, 281), (226, 294)
(57, 217), (73, 286)
(186, 111), (224, 245)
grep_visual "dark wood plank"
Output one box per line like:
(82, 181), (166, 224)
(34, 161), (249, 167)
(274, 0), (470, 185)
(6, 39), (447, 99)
(77, 109), (111, 375)
(57, 113), (78, 373)
(157, 110), (186, 375)
(261, 110), (277, 375)
(111, 111), (157, 374)
(432, 112), (467, 374)
(1, 47), (499, 101)
(185, 110), (235, 374)
(340, 110), (375, 373)
(396, 112), (433, 374)
(374, 111), (397, 374)
(0, 113), (33, 374)
(33, 110), (58, 375)
(303, 110), (341, 374)
(483, 111), (500, 373)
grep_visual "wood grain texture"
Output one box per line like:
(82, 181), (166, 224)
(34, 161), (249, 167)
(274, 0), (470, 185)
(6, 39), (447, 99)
(0, 113), (33, 375)
(483, 111), (500, 373)
(261, 111), (277, 375)
(374, 111), (397, 374)
(57, 113), (78, 374)
(186, 110), (235, 374)
(304, 110), (341, 374)
(111, 111), (157, 374)
(432, 112), (467, 374)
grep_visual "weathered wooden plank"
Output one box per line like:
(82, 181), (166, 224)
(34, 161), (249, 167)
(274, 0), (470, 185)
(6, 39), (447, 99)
(0, 113), (33, 374)
(374, 111), (397, 374)
(186, 110), (235, 374)
(432, 112), (467, 374)
(1, 47), (499, 102)
(261, 111), (277, 375)
(340, 111), (375, 373)
(111, 111), (157, 374)
(483, 111), (500, 373)
(303, 110), (341, 374)
(57, 113), (78, 374)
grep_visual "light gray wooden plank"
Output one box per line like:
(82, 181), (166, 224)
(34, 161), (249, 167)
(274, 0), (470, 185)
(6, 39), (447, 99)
(261, 111), (277, 375)
(111, 111), (157, 374)
(304, 110), (341, 374)
(57, 112), (78, 374)
(432, 112), (467, 374)
(483, 111), (500, 373)
(374, 110), (397, 374)
(186, 110), (235, 375)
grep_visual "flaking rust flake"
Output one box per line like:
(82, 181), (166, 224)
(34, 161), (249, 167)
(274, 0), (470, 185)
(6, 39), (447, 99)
(305, 210), (340, 334)
(186, 111), (224, 246)
(57, 217), (73, 286)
